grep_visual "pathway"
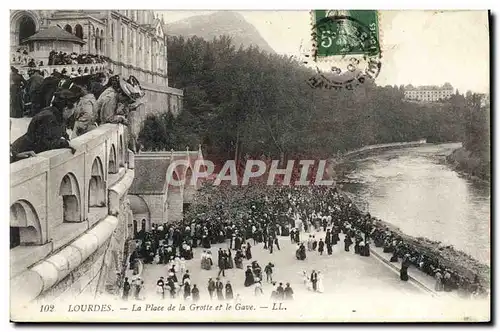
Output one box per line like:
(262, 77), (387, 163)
(127, 231), (489, 322)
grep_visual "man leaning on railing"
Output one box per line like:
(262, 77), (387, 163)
(96, 75), (144, 153)
(11, 89), (81, 163)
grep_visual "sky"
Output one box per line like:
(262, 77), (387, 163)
(160, 10), (490, 93)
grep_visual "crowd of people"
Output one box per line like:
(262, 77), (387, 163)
(12, 49), (107, 68)
(48, 50), (108, 65)
(10, 66), (145, 163)
(121, 183), (486, 303)
(126, 218), (295, 302)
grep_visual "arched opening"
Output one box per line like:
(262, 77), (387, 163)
(184, 167), (193, 186)
(10, 200), (42, 248)
(129, 194), (151, 237)
(109, 144), (117, 174)
(59, 173), (81, 223)
(133, 220), (138, 238)
(88, 25), (94, 53)
(75, 24), (83, 39)
(100, 30), (104, 53)
(18, 15), (36, 43)
(64, 24), (73, 34)
(95, 28), (99, 52)
(182, 166), (195, 209)
(119, 135), (124, 167)
(88, 157), (106, 209)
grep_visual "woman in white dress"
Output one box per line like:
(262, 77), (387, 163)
(302, 270), (309, 286)
(254, 279), (263, 297)
(174, 257), (181, 273)
(180, 257), (186, 274)
(301, 271), (313, 291)
(317, 272), (325, 293)
(200, 250), (207, 269)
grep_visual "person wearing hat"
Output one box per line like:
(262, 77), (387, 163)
(183, 280), (192, 300)
(284, 283), (294, 300)
(215, 277), (224, 301)
(434, 269), (444, 292)
(264, 262), (274, 283)
(134, 277), (143, 300)
(71, 84), (97, 137)
(253, 278), (263, 297)
(24, 69), (44, 116)
(122, 277), (131, 301)
(244, 265), (255, 287)
(10, 66), (26, 118)
(207, 277), (216, 300)
(96, 75), (143, 152)
(96, 75), (131, 125)
(11, 88), (80, 156)
(191, 284), (200, 302)
(89, 73), (108, 99)
(225, 281), (234, 300)
(400, 254), (411, 281)
(443, 269), (452, 292)
(156, 277), (165, 299)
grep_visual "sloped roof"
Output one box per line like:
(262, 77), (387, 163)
(129, 158), (171, 194)
(22, 26), (86, 45)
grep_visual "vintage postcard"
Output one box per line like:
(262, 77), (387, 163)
(9, 9), (491, 323)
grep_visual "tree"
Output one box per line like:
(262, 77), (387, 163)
(136, 35), (477, 165)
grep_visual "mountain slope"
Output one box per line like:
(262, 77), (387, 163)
(166, 11), (275, 53)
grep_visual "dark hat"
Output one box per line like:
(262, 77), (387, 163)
(53, 89), (79, 103)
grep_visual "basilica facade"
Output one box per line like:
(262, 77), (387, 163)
(10, 10), (169, 86)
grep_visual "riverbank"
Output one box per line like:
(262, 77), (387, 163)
(330, 140), (429, 180)
(446, 147), (490, 182)
(340, 191), (490, 294)
(341, 139), (427, 160)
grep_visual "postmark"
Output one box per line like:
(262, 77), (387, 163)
(306, 10), (383, 90)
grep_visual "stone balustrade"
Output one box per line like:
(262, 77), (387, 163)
(10, 123), (135, 306)
(12, 62), (108, 79)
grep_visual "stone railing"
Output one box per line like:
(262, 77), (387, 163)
(10, 123), (135, 306)
(12, 63), (108, 79)
(342, 139), (428, 159)
(11, 52), (31, 66)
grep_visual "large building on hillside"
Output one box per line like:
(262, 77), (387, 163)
(10, 10), (182, 116)
(11, 10), (168, 84)
(403, 83), (454, 102)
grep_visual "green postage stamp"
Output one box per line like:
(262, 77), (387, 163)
(307, 10), (383, 89)
(312, 10), (381, 59)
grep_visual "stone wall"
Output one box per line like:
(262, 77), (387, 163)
(10, 124), (135, 310)
(167, 187), (184, 222)
(141, 194), (165, 226)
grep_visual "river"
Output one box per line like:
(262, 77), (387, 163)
(338, 143), (491, 265)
